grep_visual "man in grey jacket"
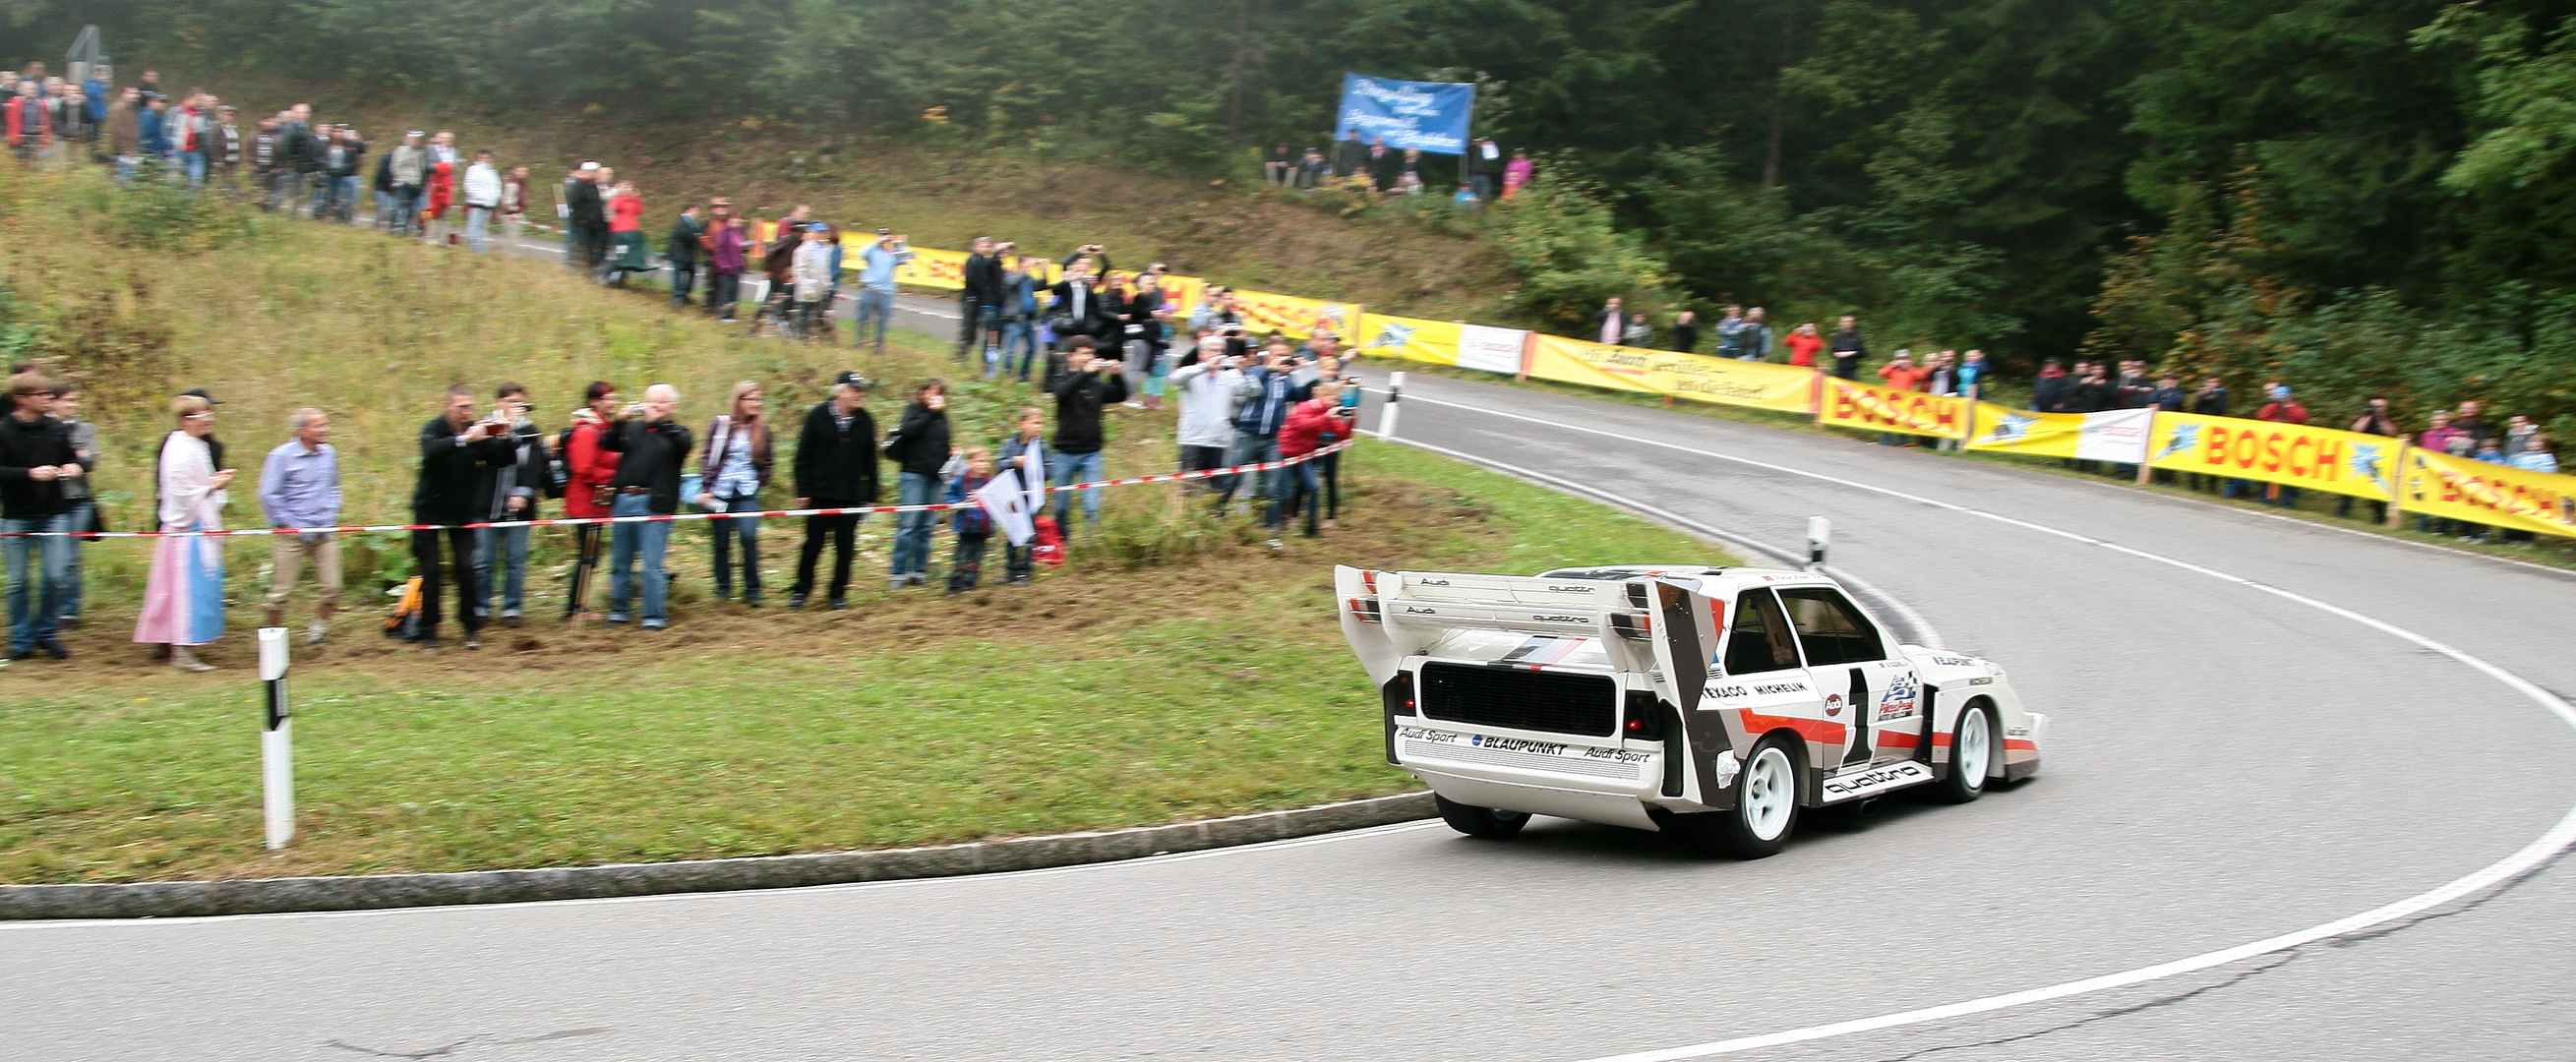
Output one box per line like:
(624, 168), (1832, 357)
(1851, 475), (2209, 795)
(1171, 334), (1251, 502)
(386, 131), (426, 234)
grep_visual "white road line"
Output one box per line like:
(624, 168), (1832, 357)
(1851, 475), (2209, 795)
(1375, 391), (2576, 1062)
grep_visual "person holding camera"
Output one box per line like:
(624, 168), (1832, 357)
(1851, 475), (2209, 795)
(561, 382), (622, 621)
(854, 228), (913, 354)
(959, 236), (1004, 365)
(1046, 245), (1115, 372)
(1048, 338), (1128, 532)
(472, 383), (550, 629)
(1170, 334), (1254, 508)
(790, 372), (879, 610)
(882, 380), (952, 589)
(1277, 378), (1355, 538)
(409, 385), (514, 649)
(600, 384), (692, 630)
(1226, 336), (1299, 522)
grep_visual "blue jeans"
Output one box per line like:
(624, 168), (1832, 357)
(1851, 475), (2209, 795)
(179, 150), (207, 187)
(465, 206), (492, 253)
(1226, 431), (1282, 506)
(59, 501), (90, 621)
(334, 176), (360, 220)
(473, 521), (531, 616)
(3, 511), (75, 651)
(311, 173), (335, 216)
(1272, 458), (1323, 532)
(855, 288), (896, 350)
(1050, 449), (1108, 529)
(385, 186), (420, 232)
(1001, 320), (1037, 379)
(708, 494), (761, 597)
(893, 472), (939, 578)
(609, 495), (672, 622)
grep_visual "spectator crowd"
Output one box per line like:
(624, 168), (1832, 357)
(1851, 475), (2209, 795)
(1, 69), (1370, 674)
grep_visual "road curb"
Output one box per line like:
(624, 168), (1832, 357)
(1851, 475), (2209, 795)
(0, 792), (1434, 920)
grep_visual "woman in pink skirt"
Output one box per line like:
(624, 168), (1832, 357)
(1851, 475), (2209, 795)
(133, 392), (233, 672)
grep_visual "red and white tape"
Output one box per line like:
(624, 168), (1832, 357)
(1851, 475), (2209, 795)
(0, 440), (1355, 539)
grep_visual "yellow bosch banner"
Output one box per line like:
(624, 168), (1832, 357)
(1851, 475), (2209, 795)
(1234, 289), (1360, 338)
(1964, 404), (2089, 457)
(1353, 314), (1461, 366)
(2146, 412), (2397, 501)
(2400, 447), (2576, 538)
(1819, 380), (1970, 440)
(895, 247), (969, 291)
(1527, 335), (1818, 413)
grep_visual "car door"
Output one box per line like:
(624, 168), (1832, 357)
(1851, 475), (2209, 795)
(1707, 588), (1835, 774)
(1776, 586), (1918, 768)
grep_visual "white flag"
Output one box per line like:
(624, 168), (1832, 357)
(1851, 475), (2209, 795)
(979, 467), (1038, 547)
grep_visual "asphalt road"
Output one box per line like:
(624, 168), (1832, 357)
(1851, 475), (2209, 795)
(7, 242), (2575, 1059)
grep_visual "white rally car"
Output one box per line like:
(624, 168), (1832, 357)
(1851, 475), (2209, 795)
(1337, 564), (2046, 857)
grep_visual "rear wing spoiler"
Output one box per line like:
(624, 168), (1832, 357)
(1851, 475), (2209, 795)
(1336, 566), (1723, 707)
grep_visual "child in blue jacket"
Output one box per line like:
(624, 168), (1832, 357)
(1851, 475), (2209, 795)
(944, 446), (995, 593)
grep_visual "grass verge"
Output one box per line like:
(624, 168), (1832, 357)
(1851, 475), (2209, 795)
(0, 166), (1732, 883)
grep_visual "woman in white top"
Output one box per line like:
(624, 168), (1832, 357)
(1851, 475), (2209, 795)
(132, 393), (233, 671)
(695, 382), (773, 604)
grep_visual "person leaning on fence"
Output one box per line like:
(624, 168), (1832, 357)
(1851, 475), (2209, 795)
(410, 384), (513, 650)
(1048, 339), (1128, 533)
(560, 382), (622, 621)
(790, 372), (879, 611)
(600, 385), (690, 630)
(474, 384), (549, 629)
(884, 380), (953, 589)
(995, 406), (1049, 585)
(697, 382), (773, 606)
(1, 373), (84, 663)
(136, 393), (233, 672)
(257, 407), (340, 647)
(2254, 385), (2309, 510)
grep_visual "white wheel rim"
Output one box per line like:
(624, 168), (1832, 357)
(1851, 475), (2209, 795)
(1957, 710), (1992, 788)
(1743, 747), (1794, 840)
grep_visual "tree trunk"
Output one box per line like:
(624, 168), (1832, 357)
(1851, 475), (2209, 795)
(1762, 4), (1796, 189)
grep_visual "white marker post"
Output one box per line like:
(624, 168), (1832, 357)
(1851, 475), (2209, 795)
(257, 626), (294, 851)
(1806, 515), (1830, 572)
(1378, 371), (1405, 440)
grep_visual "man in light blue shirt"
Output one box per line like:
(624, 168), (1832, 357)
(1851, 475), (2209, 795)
(853, 227), (912, 354)
(257, 408), (341, 644)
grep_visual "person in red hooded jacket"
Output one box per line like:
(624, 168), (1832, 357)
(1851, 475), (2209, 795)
(422, 159), (456, 243)
(1274, 378), (1352, 539)
(561, 382), (624, 621)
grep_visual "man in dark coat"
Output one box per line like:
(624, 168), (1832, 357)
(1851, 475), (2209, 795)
(565, 162), (607, 272)
(789, 372), (880, 610)
(958, 236), (1004, 364)
(666, 203), (705, 308)
(410, 384), (512, 648)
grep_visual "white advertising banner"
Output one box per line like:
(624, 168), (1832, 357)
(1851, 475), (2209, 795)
(1456, 324), (1528, 375)
(2074, 408), (2155, 464)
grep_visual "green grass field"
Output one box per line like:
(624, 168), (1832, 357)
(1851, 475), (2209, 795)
(0, 166), (1731, 883)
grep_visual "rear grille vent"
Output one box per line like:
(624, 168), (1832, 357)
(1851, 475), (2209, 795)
(1418, 663), (1617, 737)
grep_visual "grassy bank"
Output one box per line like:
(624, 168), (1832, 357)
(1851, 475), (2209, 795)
(0, 167), (1730, 883)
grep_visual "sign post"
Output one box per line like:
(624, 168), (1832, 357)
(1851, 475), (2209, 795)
(1806, 516), (1830, 571)
(1379, 371), (1405, 440)
(258, 626), (294, 851)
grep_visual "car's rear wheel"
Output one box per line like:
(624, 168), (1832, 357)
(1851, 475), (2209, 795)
(1434, 795), (1531, 839)
(1929, 701), (1995, 804)
(1680, 734), (1802, 858)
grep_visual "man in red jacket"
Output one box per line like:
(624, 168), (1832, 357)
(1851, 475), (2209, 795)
(1275, 379), (1353, 539)
(5, 82), (51, 160)
(2255, 384), (2309, 509)
(561, 382), (623, 620)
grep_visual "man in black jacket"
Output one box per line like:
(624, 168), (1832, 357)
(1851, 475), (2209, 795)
(1331, 130), (1367, 181)
(1046, 247), (1115, 374)
(1367, 137), (1400, 192)
(958, 236), (1003, 365)
(600, 384), (691, 630)
(882, 381), (952, 589)
(789, 372), (878, 610)
(1828, 315), (1866, 380)
(1, 373), (83, 660)
(565, 163), (607, 274)
(411, 384), (512, 649)
(666, 203), (704, 308)
(1048, 340), (1128, 532)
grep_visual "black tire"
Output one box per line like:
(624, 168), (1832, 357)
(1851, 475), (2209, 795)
(1434, 795), (1531, 839)
(1679, 733), (1804, 859)
(1929, 701), (1996, 804)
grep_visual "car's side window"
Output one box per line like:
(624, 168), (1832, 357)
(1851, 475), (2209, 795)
(1777, 588), (1887, 667)
(1722, 589), (1803, 675)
